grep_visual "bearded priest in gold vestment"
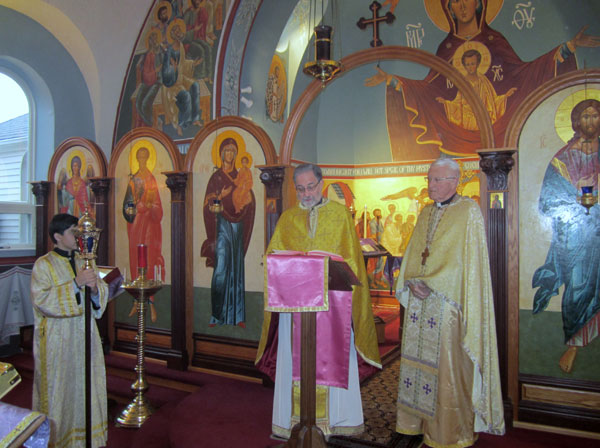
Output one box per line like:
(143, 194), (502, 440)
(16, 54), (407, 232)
(394, 159), (505, 448)
(256, 163), (381, 439)
(30, 214), (109, 448)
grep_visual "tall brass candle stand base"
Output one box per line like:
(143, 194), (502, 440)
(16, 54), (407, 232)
(116, 267), (162, 428)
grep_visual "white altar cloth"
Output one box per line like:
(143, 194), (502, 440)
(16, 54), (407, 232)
(0, 267), (34, 345)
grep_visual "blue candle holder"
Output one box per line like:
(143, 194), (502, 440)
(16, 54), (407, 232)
(580, 186), (596, 214)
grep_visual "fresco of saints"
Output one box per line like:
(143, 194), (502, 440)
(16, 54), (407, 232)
(183, 0), (215, 82)
(532, 98), (600, 374)
(381, 213), (404, 257)
(122, 143), (165, 322)
(355, 210), (371, 239)
(365, 0), (600, 160)
(57, 153), (91, 217)
(491, 193), (502, 209)
(266, 55), (287, 123)
(368, 208), (387, 289)
(135, 28), (163, 128)
(201, 135), (255, 327)
(232, 155), (253, 213)
(161, 18), (202, 136)
(436, 48), (516, 131)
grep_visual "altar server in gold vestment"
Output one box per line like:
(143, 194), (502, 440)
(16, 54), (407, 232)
(30, 213), (109, 448)
(256, 163), (381, 439)
(394, 158), (504, 448)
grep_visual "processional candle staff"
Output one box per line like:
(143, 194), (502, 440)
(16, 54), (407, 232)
(73, 210), (101, 448)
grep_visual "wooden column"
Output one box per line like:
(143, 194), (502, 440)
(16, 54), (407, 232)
(258, 165), (286, 246)
(31, 181), (51, 257)
(164, 171), (189, 370)
(478, 149), (516, 428)
(89, 177), (112, 352)
(88, 177), (111, 266)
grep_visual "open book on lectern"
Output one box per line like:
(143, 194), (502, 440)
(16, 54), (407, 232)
(270, 250), (361, 292)
(98, 266), (125, 301)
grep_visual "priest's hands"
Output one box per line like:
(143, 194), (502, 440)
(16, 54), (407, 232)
(407, 279), (431, 300)
(76, 268), (98, 295)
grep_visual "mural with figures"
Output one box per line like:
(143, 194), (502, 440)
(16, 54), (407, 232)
(190, 126), (266, 340)
(363, 0), (597, 160)
(200, 131), (256, 328)
(53, 147), (102, 218)
(320, 159), (481, 292)
(112, 137), (173, 327)
(519, 86), (600, 382)
(114, 0), (227, 143)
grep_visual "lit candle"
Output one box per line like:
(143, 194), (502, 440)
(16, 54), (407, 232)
(137, 244), (147, 269)
(364, 205), (368, 238)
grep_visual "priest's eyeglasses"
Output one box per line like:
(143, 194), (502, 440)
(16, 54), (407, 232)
(295, 183), (320, 194)
(424, 176), (458, 184)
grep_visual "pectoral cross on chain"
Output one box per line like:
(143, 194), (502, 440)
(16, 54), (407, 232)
(421, 247), (429, 265)
(357, 1), (396, 47)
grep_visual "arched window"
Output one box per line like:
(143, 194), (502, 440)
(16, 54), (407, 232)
(0, 71), (34, 252)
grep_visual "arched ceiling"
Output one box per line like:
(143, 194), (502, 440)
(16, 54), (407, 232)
(3, 0), (100, 123)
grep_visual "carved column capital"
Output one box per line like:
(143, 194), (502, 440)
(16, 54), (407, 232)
(258, 166), (286, 197)
(88, 177), (111, 196)
(164, 171), (188, 202)
(478, 150), (516, 191)
(31, 181), (51, 204)
(258, 165), (287, 246)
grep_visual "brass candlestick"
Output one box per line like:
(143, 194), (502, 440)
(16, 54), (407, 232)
(116, 267), (162, 428)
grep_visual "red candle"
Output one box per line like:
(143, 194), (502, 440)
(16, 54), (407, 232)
(137, 244), (147, 269)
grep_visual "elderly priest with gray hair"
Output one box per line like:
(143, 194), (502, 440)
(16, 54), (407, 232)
(394, 158), (505, 448)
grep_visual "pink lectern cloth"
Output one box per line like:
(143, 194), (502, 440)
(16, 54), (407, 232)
(292, 289), (352, 388)
(265, 254), (353, 389)
(265, 254), (330, 312)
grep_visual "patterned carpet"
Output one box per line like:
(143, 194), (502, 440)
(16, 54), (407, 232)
(328, 358), (423, 448)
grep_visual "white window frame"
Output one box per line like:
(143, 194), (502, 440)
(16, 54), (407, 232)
(0, 69), (35, 255)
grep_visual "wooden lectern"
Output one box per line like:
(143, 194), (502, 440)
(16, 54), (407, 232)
(265, 252), (360, 447)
